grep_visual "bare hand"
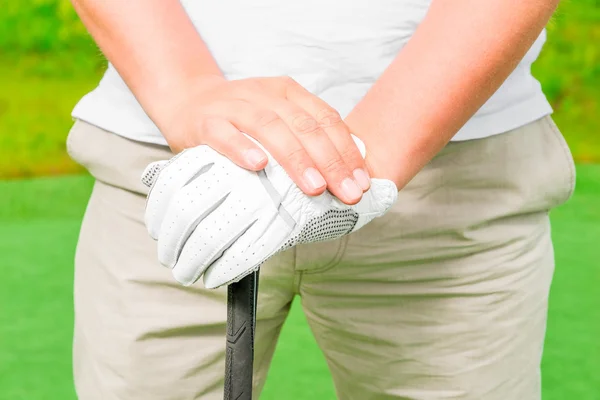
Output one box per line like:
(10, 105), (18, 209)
(158, 75), (371, 205)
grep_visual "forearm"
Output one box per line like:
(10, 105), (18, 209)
(71, 0), (222, 128)
(346, 0), (560, 189)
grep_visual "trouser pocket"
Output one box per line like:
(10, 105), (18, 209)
(541, 116), (576, 207)
(65, 119), (173, 194)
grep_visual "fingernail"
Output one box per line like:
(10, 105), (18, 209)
(341, 177), (363, 201)
(353, 168), (371, 191)
(303, 167), (326, 191)
(244, 149), (267, 168)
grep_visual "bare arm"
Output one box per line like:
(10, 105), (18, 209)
(71, 0), (222, 117)
(71, 0), (370, 204)
(346, 0), (560, 189)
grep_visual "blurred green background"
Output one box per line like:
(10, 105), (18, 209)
(0, 1), (598, 399)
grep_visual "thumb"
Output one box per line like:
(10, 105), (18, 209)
(368, 178), (398, 214)
(351, 178), (398, 232)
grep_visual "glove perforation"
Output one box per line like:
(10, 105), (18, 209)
(278, 208), (359, 253)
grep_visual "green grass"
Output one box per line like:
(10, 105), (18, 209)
(540, 165), (600, 399)
(0, 53), (104, 178)
(1, 166), (599, 399)
(0, 0), (94, 53)
(531, 0), (600, 162)
(0, 176), (92, 400)
(0, 1), (599, 398)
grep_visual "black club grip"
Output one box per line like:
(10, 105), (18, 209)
(224, 271), (259, 400)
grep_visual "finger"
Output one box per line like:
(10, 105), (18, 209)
(203, 212), (293, 289)
(195, 117), (268, 171)
(264, 98), (363, 204)
(232, 87), (362, 204)
(171, 183), (268, 286)
(144, 146), (218, 239)
(212, 100), (328, 197)
(286, 84), (371, 191)
(156, 165), (248, 268)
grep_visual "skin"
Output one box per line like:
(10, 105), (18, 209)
(71, 0), (560, 202)
(70, 0), (369, 205)
(347, 0), (561, 189)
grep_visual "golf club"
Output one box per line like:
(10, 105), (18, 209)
(224, 270), (259, 400)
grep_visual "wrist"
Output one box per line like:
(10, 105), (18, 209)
(346, 114), (404, 190)
(158, 73), (225, 112)
(364, 150), (404, 191)
(148, 74), (227, 141)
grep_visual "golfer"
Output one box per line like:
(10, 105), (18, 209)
(66, 0), (575, 398)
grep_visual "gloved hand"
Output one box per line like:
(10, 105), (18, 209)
(141, 135), (397, 289)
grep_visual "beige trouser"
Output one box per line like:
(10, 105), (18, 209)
(66, 116), (575, 400)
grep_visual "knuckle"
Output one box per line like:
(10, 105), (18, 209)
(278, 76), (297, 87)
(236, 79), (263, 98)
(338, 148), (358, 164)
(322, 156), (348, 176)
(238, 78), (260, 87)
(291, 114), (321, 136)
(173, 118), (213, 150)
(316, 107), (343, 127)
(195, 118), (224, 145)
(339, 143), (363, 163)
(253, 110), (281, 129)
(284, 147), (310, 168)
(198, 117), (221, 133)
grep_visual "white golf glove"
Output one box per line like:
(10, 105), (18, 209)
(141, 135), (397, 289)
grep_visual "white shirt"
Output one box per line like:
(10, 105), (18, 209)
(72, 0), (553, 145)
